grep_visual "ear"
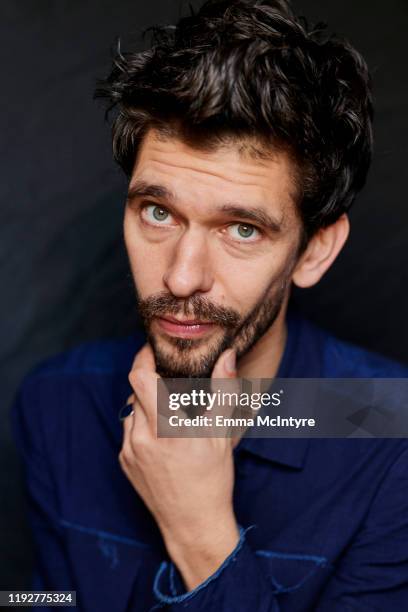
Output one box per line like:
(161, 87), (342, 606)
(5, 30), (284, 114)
(292, 214), (350, 288)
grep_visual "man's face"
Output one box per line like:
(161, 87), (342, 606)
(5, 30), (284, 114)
(124, 130), (303, 377)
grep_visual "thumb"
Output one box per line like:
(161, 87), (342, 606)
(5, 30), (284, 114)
(211, 348), (246, 448)
(131, 343), (156, 372)
(211, 348), (237, 380)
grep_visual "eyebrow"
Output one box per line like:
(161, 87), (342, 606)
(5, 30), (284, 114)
(127, 180), (283, 234)
(218, 204), (282, 234)
(127, 181), (175, 203)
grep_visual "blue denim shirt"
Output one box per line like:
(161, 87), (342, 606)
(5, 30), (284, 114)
(11, 309), (408, 611)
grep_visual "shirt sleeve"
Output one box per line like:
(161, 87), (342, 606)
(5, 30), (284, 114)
(151, 526), (280, 611)
(10, 375), (75, 591)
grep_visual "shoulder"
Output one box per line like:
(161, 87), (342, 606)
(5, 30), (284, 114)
(11, 332), (145, 444)
(296, 312), (408, 377)
(296, 314), (408, 463)
(322, 331), (408, 377)
(24, 332), (145, 381)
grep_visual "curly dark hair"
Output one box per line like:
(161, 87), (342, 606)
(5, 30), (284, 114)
(96, 0), (373, 243)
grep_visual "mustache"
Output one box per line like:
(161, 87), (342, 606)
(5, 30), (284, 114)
(137, 291), (241, 328)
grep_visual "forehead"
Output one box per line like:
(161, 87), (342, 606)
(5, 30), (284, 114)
(131, 129), (299, 222)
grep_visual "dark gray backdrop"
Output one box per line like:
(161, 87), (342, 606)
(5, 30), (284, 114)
(1, 0), (407, 588)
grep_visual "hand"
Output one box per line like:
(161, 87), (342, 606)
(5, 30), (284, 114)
(119, 343), (240, 590)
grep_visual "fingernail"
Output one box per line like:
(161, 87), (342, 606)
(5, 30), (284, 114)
(226, 349), (236, 375)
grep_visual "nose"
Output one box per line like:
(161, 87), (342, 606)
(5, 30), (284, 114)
(163, 228), (214, 297)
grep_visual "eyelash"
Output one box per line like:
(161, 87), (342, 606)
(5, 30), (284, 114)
(141, 204), (175, 226)
(139, 203), (263, 243)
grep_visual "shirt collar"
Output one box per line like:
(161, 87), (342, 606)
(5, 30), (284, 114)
(235, 437), (310, 469)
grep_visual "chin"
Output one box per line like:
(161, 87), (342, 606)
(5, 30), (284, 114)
(151, 337), (221, 378)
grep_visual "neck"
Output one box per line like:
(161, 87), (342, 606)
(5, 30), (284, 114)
(231, 306), (288, 450)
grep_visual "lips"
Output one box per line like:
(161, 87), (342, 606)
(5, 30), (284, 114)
(156, 315), (216, 338)
(161, 315), (212, 325)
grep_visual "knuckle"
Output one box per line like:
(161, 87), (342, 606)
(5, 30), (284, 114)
(128, 368), (148, 390)
(131, 435), (153, 461)
(119, 445), (133, 466)
(118, 451), (126, 467)
(131, 431), (148, 450)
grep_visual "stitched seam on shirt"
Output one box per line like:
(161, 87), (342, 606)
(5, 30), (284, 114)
(59, 518), (152, 549)
(256, 550), (327, 564)
(256, 549), (330, 594)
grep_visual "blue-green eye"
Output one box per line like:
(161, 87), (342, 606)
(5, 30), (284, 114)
(227, 223), (260, 242)
(143, 204), (173, 225)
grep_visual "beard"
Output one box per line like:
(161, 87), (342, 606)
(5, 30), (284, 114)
(135, 273), (291, 378)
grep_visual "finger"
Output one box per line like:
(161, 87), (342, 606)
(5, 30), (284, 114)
(231, 431), (245, 448)
(211, 348), (237, 380)
(118, 392), (137, 422)
(132, 394), (149, 430)
(211, 348), (242, 437)
(131, 343), (156, 372)
(211, 349), (239, 400)
(128, 344), (159, 430)
(124, 391), (150, 430)
(120, 407), (139, 472)
(121, 397), (151, 461)
(128, 368), (159, 432)
(121, 409), (135, 453)
(119, 391), (146, 427)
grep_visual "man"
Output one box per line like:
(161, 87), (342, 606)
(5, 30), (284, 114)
(12, 0), (408, 610)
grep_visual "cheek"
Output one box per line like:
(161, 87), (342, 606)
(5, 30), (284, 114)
(217, 251), (291, 314)
(124, 211), (170, 294)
